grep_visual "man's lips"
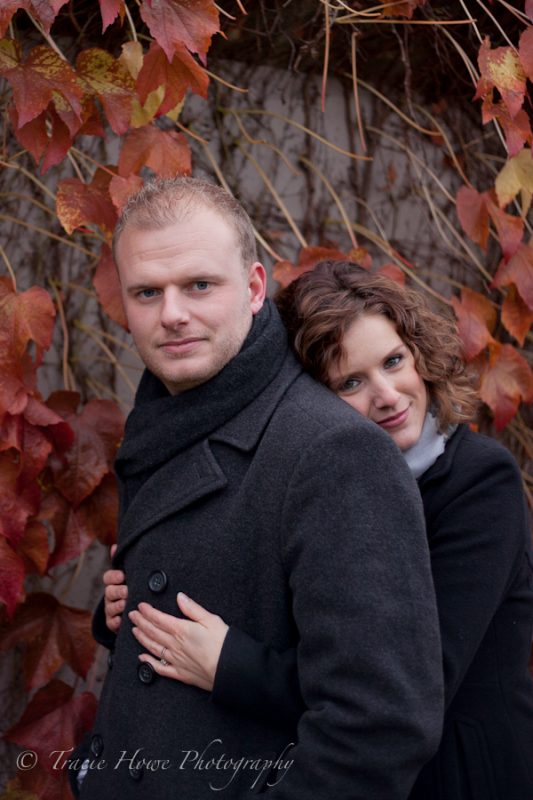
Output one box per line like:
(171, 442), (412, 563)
(158, 337), (205, 352)
(376, 407), (409, 429)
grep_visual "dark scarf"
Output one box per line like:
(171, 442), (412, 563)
(115, 300), (289, 488)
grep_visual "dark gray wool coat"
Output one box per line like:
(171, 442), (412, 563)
(79, 310), (443, 800)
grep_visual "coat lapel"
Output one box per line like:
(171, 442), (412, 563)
(115, 438), (227, 556)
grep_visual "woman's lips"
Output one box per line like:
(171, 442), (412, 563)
(376, 406), (409, 429)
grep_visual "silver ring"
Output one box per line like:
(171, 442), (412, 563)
(160, 658), (168, 666)
(160, 646), (168, 665)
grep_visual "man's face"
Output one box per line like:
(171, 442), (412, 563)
(115, 205), (266, 394)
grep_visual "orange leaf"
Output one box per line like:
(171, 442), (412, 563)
(99, 0), (125, 31)
(377, 263), (405, 285)
(450, 288), (497, 361)
(56, 169), (117, 236)
(0, 43), (83, 130)
(140, 0), (220, 62)
(136, 41), (208, 117)
(476, 37), (527, 120)
(481, 98), (532, 157)
(118, 125), (191, 177)
(479, 342), (533, 429)
(93, 245), (128, 329)
(5, 680), (97, 775)
(0, 1), (68, 36)
(0, 534), (26, 618)
(347, 246), (372, 270)
(0, 593), (96, 687)
(377, 0), (426, 17)
(486, 197), (523, 260)
(501, 284), (533, 346)
(109, 173), (144, 212)
(492, 242), (533, 310)
(273, 246), (347, 288)
(456, 186), (489, 250)
(18, 520), (49, 576)
(47, 395), (124, 506)
(0, 3), (28, 38)
(76, 48), (135, 135)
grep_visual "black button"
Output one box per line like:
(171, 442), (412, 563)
(129, 764), (143, 781)
(148, 570), (168, 594)
(107, 651), (114, 669)
(90, 734), (103, 757)
(138, 662), (155, 684)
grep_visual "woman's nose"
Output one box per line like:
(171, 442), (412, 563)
(372, 378), (401, 409)
(160, 289), (189, 328)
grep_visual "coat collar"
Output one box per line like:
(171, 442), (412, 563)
(114, 351), (302, 559)
(418, 424), (467, 486)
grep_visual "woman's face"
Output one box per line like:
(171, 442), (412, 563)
(327, 313), (428, 451)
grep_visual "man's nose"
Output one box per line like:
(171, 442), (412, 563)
(372, 377), (401, 409)
(160, 289), (190, 328)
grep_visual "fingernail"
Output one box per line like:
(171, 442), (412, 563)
(178, 592), (190, 603)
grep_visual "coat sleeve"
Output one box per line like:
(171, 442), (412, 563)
(211, 626), (303, 727)
(268, 420), (443, 800)
(422, 435), (530, 708)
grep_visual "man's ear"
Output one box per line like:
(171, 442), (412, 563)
(248, 262), (267, 315)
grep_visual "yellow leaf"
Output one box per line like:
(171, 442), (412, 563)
(165, 97), (185, 122)
(119, 41), (144, 80)
(495, 148), (533, 212)
(130, 85), (165, 127)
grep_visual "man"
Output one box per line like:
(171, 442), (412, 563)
(76, 177), (443, 799)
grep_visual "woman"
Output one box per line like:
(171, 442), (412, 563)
(105, 261), (533, 799)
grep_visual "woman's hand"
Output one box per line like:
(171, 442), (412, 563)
(104, 544), (128, 633)
(128, 593), (229, 692)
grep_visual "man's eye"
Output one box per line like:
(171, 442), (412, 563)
(138, 288), (159, 299)
(194, 281), (211, 291)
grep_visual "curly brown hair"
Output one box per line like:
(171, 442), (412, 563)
(275, 261), (478, 431)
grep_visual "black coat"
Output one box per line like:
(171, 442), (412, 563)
(81, 350), (443, 800)
(212, 425), (533, 800)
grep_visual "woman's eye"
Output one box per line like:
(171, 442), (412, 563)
(339, 378), (361, 392)
(384, 354), (402, 369)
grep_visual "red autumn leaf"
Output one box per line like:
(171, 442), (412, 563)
(450, 288), (497, 361)
(475, 37), (527, 120)
(486, 197), (524, 260)
(527, 0), (533, 23)
(76, 48), (135, 135)
(18, 520), (49, 576)
(519, 26), (533, 81)
(48, 397), (124, 506)
(481, 98), (532, 157)
(0, 3), (28, 38)
(99, 0), (125, 31)
(5, 679), (97, 775)
(0, 414), (52, 485)
(140, 0), (220, 63)
(492, 242), (533, 310)
(7, 766), (75, 800)
(456, 186), (490, 250)
(25, 395), (74, 452)
(93, 245), (128, 329)
(9, 104), (73, 174)
(28, 0), (69, 33)
(377, 263), (406, 285)
(43, 474), (118, 568)
(109, 173), (144, 213)
(0, 451), (41, 547)
(0, 535), (26, 618)
(501, 284), (533, 347)
(480, 342), (533, 429)
(273, 246), (347, 288)
(0, 43), (83, 130)
(56, 169), (117, 236)
(136, 41), (208, 117)
(118, 125), (191, 177)
(0, 593), (96, 688)
(377, 0), (425, 17)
